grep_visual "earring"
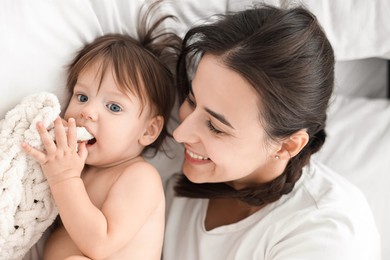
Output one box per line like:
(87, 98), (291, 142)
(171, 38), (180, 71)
(275, 155), (280, 159)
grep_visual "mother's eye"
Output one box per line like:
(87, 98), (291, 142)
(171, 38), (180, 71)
(207, 120), (223, 134)
(107, 103), (122, 112)
(77, 94), (88, 102)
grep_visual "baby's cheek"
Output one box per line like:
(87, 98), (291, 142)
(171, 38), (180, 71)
(63, 100), (78, 117)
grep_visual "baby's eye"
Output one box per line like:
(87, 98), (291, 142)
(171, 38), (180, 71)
(107, 103), (122, 112)
(77, 94), (88, 102)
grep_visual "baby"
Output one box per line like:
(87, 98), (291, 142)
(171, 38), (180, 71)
(22, 7), (181, 260)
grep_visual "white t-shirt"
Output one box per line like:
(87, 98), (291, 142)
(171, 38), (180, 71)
(163, 160), (381, 260)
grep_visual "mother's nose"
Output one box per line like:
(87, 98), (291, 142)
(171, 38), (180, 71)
(173, 113), (200, 144)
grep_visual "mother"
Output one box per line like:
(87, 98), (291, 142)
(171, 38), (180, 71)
(163, 4), (380, 260)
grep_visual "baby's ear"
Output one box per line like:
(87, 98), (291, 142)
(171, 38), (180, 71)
(139, 115), (164, 146)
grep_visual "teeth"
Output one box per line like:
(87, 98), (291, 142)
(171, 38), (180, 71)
(186, 149), (209, 160)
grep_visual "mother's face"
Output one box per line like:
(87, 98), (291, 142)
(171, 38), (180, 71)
(173, 54), (282, 189)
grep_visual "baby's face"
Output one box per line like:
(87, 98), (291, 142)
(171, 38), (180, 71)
(64, 62), (154, 167)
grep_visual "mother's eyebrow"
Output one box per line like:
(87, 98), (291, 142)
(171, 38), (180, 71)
(190, 80), (234, 129)
(205, 107), (234, 129)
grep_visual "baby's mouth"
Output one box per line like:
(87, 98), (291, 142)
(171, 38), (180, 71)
(87, 138), (96, 145)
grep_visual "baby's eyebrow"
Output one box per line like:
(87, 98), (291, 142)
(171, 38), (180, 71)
(74, 82), (89, 90)
(204, 107), (234, 129)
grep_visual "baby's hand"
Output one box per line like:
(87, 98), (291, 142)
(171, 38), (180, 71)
(48, 125), (94, 143)
(22, 117), (88, 186)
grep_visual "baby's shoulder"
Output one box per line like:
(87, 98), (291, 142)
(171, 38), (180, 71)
(124, 158), (159, 174)
(118, 159), (162, 186)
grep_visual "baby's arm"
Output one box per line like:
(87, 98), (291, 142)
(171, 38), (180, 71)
(61, 162), (164, 258)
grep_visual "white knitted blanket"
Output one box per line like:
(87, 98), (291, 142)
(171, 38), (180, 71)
(0, 92), (92, 260)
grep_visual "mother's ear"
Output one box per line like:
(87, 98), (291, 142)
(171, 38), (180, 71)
(275, 130), (309, 160)
(139, 115), (164, 146)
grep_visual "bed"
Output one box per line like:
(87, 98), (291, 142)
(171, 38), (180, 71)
(0, 0), (389, 259)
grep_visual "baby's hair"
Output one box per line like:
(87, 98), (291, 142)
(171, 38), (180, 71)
(66, 0), (181, 155)
(175, 5), (335, 206)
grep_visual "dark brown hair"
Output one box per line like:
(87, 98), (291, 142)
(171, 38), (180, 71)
(66, 1), (181, 156)
(174, 5), (335, 206)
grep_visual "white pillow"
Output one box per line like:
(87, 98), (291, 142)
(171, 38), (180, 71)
(228, 0), (390, 60)
(335, 58), (388, 99)
(315, 95), (390, 259)
(0, 0), (144, 119)
(301, 0), (390, 60)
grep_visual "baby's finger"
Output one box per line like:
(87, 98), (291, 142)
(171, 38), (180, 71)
(77, 141), (88, 161)
(54, 117), (67, 147)
(37, 121), (56, 154)
(67, 118), (77, 151)
(61, 117), (69, 127)
(21, 142), (47, 163)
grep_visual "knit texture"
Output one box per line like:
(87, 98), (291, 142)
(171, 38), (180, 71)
(0, 92), (92, 260)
